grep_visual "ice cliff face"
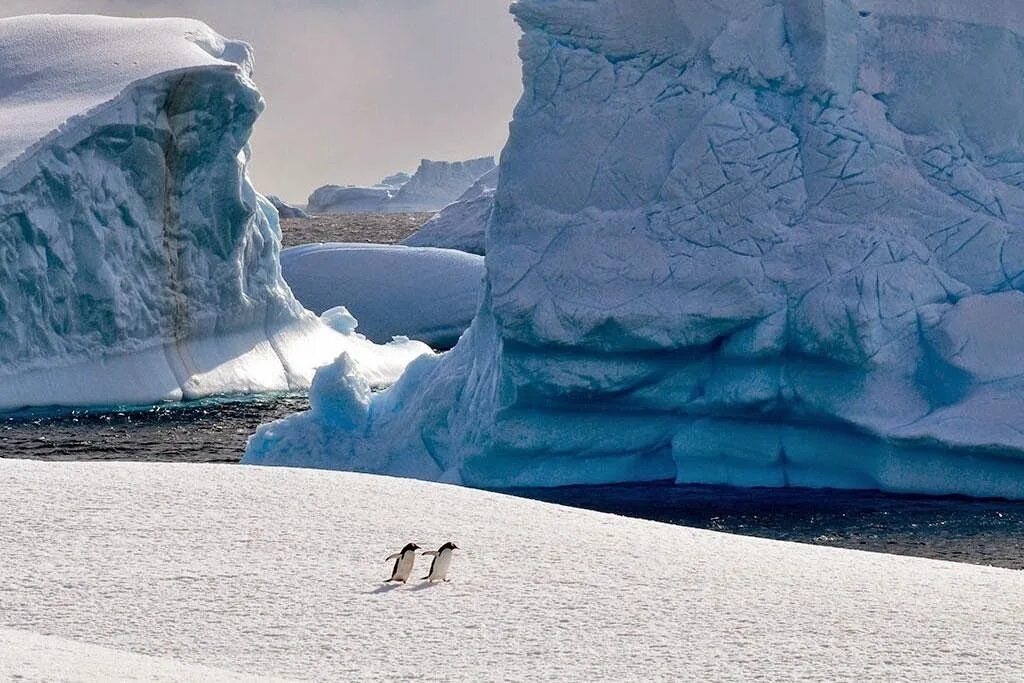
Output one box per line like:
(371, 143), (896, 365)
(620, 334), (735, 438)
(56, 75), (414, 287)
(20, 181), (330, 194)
(0, 15), (427, 410)
(247, 0), (1024, 498)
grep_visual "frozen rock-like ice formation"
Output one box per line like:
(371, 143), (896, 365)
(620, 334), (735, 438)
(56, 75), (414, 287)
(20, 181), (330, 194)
(306, 157), (496, 214)
(266, 194), (309, 219)
(281, 243), (484, 348)
(0, 15), (429, 411)
(403, 167), (499, 254)
(247, 0), (1024, 498)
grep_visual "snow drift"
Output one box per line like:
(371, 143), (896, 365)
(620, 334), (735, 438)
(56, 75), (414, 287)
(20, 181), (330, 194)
(307, 157), (496, 214)
(0, 15), (428, 411)
(281, 243), (484, 348)
(247, 0), (1024, 498)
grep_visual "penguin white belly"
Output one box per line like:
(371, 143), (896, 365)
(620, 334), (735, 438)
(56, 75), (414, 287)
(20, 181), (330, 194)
(392, 552), (416, 582)
(427, 549), (453, 581)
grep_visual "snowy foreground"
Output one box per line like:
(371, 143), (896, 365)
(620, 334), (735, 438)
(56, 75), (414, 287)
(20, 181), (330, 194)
(2, 460), (1022, 681)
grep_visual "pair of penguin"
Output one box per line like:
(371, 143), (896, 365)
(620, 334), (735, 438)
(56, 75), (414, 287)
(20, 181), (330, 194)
(385, 542), (458, 584)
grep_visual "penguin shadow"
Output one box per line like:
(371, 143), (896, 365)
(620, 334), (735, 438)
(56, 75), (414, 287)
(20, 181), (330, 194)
(367, 582), (405, 595)
(408, 580), (444, 592)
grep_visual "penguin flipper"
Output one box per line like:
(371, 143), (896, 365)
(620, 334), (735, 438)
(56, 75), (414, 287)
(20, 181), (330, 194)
(385, 553), (400, 562)
(421, 551), (439, 557)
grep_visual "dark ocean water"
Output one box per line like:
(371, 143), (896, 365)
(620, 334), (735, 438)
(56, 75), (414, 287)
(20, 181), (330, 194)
(507, 482), (1024, 570)
(4, 398), (1023, 570)
(0, 395), (309, 464)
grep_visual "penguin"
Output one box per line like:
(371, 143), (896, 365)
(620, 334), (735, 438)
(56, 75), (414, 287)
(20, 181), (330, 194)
(384, 543), (420, 583)
(421, 542), (459, 582)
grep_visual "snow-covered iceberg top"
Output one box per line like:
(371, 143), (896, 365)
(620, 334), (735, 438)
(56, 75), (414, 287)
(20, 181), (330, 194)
(0, 15), (253, 174)
(0, 15), (429, 410)
(248, 0), (1024, 497)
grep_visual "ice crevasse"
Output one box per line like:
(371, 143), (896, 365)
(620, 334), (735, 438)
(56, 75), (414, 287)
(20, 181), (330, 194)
(247, 0), (1024, 498)
(0, 15), (429, 411)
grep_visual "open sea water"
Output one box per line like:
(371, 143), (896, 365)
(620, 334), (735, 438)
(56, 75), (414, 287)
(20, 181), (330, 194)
(3, 397), (1023, 570)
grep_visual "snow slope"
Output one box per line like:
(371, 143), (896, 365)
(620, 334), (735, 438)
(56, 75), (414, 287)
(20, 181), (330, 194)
(248, 0), (1024, 498)
(281, 243), (484, 348)
(2, 459), (1021, 681)
(0, 15), (428, 410)
(307, 157), (496, 214)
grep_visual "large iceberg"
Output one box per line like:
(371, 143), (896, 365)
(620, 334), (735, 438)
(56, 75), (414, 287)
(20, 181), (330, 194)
(247, 0), (1024, 498)
(307, 157), (496, 214)
(0, 15), (428, 411)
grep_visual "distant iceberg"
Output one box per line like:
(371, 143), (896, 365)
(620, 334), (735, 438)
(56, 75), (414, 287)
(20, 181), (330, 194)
(266, 195), (309, 219)
(247, 1), (1024, 498)
(403, 168), (498, 255)
(0, 15), (429, 411)
(307, 157), (496, 214)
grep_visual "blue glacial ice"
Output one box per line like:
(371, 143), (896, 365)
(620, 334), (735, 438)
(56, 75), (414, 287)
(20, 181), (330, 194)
(0, 15), (429, 411)
(246, 0), (1024, 498)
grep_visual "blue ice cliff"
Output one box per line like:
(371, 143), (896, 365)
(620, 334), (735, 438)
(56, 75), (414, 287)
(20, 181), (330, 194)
(0, 15), (428, 410)
(246, 0), (1024, 498)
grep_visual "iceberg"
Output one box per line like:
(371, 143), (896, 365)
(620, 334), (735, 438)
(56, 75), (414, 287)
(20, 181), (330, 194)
(247, 0), (1024, 498)
(0, 15), (429, 411)
(265, 194), (309, 219)
(281, 243), (484, 348)
(403, 167), (499, 255)
(306, 157), (496, 214)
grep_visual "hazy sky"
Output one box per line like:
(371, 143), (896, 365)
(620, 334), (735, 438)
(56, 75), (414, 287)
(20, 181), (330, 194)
(0, 1), (523, 202)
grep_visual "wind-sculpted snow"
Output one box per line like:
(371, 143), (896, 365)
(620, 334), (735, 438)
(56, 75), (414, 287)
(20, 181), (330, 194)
(0, 16), (429, 410)
(248, 0), (1024, 498)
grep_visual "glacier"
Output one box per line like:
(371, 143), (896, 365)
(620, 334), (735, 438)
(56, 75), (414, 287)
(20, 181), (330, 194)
(281, 243), (484, 348)
(307, 157), (496, 214)
(0, 15), (429, 411)
(246, 0), (1024, 498)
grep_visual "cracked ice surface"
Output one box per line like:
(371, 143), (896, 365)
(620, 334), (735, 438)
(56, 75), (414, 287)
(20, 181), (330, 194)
(247, 0), (1024, 498)
(0, 16), (429, 410)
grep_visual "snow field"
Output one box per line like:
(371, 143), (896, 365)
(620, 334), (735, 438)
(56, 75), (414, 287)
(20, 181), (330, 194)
(1, 459), (1022, 681)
